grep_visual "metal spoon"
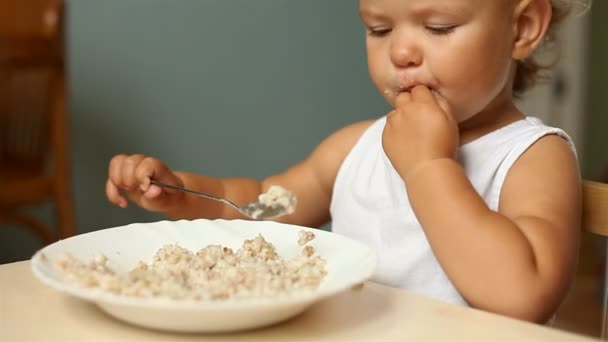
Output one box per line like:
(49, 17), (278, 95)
(149, 179), (293, 220)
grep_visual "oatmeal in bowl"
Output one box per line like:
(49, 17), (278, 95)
(31, 219), (376, 332)
(54, 232), (326, 301)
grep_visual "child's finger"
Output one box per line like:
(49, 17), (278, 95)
(431, 91), (456, 122)
(120, 154), (146, 190)
(411, 85), (456, 122)
(106, 178), (128, 208)
(143, 185), (163, 199)
(135, 158), (157, 192)
(108, 154), (127, 189)
(394, 91), (412, 108)
(136, 158), (179, 193)
(410, 85), (436, 104)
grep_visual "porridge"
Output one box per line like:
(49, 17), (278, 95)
(247, 185), (297, 220)
(298, 230), (315, 246)
(54, 231), (326, 301)
(256, 186), (297, 215)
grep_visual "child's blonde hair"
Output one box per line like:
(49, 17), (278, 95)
(513, 0), (590, 96)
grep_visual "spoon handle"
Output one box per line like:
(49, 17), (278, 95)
(149, 179), (242, 211)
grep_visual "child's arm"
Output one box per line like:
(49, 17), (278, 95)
(106, 120), (374, 228)
(384, 86), (581, 322)
(406, 138), (580, 323)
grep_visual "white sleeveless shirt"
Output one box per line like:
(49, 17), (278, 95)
(330, 116), (575, 305)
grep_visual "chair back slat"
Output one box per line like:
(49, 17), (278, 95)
(582, 180), (608, 237)
(1, 68), (52, 177)
(0, 1), (61, 178)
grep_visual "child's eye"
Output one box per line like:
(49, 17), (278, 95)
(367, 27), (391, 37)
(426, 25), (457, 35)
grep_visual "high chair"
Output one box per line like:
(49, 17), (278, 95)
(581, 180), (608, 339)
(0, 0), (75, 243)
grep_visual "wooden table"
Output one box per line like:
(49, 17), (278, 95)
(0, 261), (598, 341)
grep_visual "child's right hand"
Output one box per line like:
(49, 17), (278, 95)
(106, 154), (185, 213)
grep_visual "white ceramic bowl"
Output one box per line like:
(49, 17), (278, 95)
(31, 219), (376, 332)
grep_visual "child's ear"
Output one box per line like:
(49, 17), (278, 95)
(512, 0), (553, 60)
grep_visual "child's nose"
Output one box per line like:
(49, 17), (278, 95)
(389, 35), (423, 68)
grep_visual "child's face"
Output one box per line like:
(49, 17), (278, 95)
(361, 0), (518, 123)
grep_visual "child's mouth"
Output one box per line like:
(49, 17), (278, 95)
(384, 85), (437, 96)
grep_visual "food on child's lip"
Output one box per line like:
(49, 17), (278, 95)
(256, 185), (297, 216)
(54, 231), (325, 301)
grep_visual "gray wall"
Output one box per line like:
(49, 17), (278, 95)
(0, 0), (390, 262)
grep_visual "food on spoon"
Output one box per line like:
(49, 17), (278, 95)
(257, 185), (297, 214)
(54, 231), (325, 301)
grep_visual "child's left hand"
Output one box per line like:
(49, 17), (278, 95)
(382, 85), (459, 179)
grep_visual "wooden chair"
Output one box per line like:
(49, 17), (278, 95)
(582, 180), (608, 338)
(0, 0), (75, 243)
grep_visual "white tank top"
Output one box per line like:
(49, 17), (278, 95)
(330, 116), (575, 305)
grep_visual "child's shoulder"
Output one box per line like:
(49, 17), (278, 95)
(468, 116), (576, 158)
(514, 117), (577, 158)
(499, 118), (580, 218)
(520, 129), (578, 170)
(501, 115), (578, 182)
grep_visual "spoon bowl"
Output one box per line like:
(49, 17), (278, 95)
(149, 180), (295, 220)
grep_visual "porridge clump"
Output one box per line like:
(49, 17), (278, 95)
(298, 230), (315, 246)
(54, 231), (326, 301)
(247, 185), (297, 220)
(258, 186), (296, 212)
